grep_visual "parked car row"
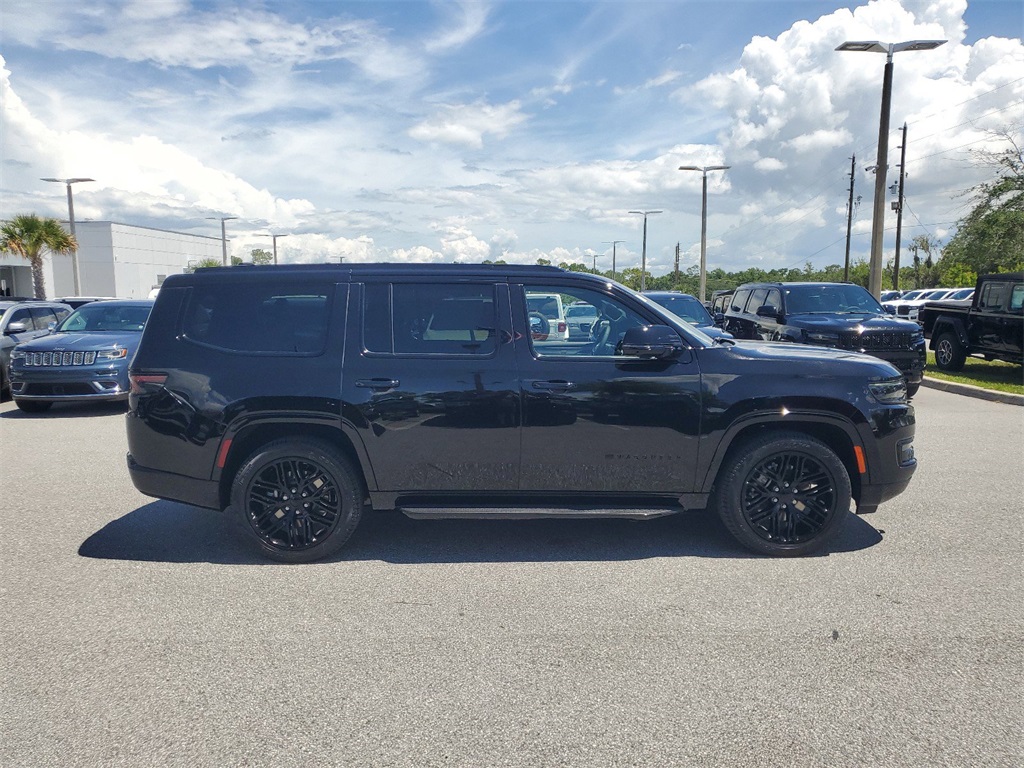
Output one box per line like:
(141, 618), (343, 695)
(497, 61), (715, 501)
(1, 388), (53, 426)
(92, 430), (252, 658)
(2, 297), (152, 411)
(883, 287), (974, 321)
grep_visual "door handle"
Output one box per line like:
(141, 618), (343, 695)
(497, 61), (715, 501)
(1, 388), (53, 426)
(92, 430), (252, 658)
(532, 380), (575, 392)
(355, 378), (400, 390)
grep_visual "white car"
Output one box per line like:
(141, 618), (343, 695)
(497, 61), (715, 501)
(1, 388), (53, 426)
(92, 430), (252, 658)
(885, 288), (955, 321)
(526, 292), (569, 341)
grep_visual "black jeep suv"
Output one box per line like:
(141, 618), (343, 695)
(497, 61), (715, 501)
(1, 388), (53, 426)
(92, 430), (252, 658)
(126, 264), (916, 562)
(723, 281), (926, 396)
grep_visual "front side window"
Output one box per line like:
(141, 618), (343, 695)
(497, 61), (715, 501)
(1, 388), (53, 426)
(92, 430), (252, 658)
(362, 282), (497, 356)
(524, 285), (647, 358)
(1008, 284), (1023, 313)
(182, 283), (330, 354)
(730, 289), (750, 313)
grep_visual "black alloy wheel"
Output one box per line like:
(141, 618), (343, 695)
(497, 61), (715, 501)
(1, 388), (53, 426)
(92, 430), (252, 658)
(934, 331), (966, 372)
(715, 432), (851, 556)
(232, 439), (364, 563)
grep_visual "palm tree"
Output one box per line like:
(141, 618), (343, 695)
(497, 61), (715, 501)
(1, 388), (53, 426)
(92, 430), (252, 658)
(0, 214), (78, 299)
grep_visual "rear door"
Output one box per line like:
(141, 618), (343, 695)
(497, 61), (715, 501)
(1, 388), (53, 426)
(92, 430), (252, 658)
(344, 280), (520, 492)
(513, 281), (702, 494)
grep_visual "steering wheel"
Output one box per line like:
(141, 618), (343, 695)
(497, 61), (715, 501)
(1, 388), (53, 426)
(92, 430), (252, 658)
(589, 316), (612, 354)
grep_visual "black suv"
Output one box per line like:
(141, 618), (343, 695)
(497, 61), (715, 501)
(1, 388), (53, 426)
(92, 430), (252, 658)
(723, 282), (926, 396)
(126, 265), (917, 562)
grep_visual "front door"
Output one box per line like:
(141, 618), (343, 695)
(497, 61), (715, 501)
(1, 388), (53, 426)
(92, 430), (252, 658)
(513, 281), (702, 495)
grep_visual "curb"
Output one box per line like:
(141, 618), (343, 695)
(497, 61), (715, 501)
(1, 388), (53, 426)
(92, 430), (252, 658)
(921, 376), (1024, 406)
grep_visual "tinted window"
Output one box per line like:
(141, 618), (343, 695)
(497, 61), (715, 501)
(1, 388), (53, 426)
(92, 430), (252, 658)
(8, 308), (33, 328)
(730, 289), (750, 313)
(746, 288), (769, 313)
(783, 284), (883, 314)
(765, 289), (782, 310)
(979, 282), (1008, 311)
(647, 295), (711, 324)
(183, 284), (330, 354)
(363, 283), (496, 356)
(1009, 284), (1023, 313)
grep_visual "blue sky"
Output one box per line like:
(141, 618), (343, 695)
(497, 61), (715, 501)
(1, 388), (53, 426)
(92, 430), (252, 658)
(1, 0), (1021, 275)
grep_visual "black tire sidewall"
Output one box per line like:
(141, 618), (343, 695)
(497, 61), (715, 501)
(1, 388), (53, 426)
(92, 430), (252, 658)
(231, 438), (364, 563)
(715, 432), (852, 557)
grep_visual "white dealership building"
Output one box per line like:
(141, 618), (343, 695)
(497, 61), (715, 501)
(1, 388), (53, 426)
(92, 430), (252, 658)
(0, 221), (223, 299)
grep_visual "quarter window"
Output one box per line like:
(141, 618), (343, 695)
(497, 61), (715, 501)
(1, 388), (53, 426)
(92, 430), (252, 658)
(182, 283), (331, 354)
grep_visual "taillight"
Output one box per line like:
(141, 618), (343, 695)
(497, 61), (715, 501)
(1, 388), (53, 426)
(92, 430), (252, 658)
(129, 373), (167, 395)
(557, 321), (566, 333)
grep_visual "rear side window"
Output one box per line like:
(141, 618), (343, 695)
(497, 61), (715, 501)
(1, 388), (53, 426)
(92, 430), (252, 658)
(182, 283), (331, 354)
(979, 282), (1008, 311)
(361, 282), (497, 356)
(1009, 284), (1023, 313)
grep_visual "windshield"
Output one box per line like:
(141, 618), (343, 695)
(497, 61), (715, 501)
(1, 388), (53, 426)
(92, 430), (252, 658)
(783, 284), (884, 314)
(949, 288), (973, 300)
(57, 303), (151, 332)
(565, 304), (596, 318)
(900, 290), (925, 301)
(647, 294), (713, 324)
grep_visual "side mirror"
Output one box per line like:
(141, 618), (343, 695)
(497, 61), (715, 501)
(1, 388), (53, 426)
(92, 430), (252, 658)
(755, 305), (780, 319)
(619, 325), (684, 359)
(47, 321), (57, 333)
(4, 321), (28, 335)
(885, 306), (896, 315)
(713, 312), (726, 327)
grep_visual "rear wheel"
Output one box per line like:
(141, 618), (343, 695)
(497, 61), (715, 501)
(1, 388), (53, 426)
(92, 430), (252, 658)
(714, 432), (851, 556)
(231, 438), (364, 563)
(15, 399), (52, 413)
(934, 331), (966, 371)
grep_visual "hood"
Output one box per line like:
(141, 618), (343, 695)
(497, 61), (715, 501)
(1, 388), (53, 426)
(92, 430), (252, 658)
(786, 313), (919, 332)
(15, 331), (143, 352)
(723, 339), (900, 377)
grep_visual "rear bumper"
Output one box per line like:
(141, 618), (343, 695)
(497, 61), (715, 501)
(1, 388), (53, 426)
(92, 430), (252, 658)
(127, 453), (221, 511)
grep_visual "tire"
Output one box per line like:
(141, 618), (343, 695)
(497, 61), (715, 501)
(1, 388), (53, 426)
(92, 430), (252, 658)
(15, 399), (52, 413)
(528, 311), (549, 341)
(714, 431), (852, 557)
(231, 438), (365, 563)
(906, 382), (920, 398)
(934, 331), (966, 372)
(0, 365), (10, 402)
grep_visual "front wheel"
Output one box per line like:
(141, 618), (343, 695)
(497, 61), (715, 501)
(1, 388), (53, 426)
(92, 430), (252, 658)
(906, 381), (920, 398)
(231, 438), (364, 563)
(714, 432), (851, 557)
(934, 331), (966, 372)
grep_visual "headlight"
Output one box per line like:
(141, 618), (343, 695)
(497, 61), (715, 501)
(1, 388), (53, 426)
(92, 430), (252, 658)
(804, 331), (840, 345)
(10, 349), (26, 361)
(868, 377), (907, 404)
(95, 348), (128, 361)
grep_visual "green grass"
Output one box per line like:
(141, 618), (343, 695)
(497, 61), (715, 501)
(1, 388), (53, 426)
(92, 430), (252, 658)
(925, 351), (1024, 395)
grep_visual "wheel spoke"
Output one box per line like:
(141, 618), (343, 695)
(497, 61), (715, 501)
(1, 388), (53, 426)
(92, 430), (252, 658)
(742, 450), (837, 544)
(247, 456), (342, 551)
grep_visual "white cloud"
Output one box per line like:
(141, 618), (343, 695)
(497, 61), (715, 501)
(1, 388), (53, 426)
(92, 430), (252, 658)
(424, 1), (491, 54)
(409, 101), (529, 148)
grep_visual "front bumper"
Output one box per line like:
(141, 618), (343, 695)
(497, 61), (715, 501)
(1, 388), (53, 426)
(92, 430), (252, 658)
(11, 365), (129, 400)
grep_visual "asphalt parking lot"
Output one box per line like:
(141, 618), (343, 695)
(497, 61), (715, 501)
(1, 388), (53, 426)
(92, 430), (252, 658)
(1, 387), (1021, 767)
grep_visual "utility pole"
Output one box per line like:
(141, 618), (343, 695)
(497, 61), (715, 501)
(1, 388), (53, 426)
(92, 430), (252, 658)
(891, 122), (908, 290)
(674, 242), (680, 278)
(844, 155), (856, 283)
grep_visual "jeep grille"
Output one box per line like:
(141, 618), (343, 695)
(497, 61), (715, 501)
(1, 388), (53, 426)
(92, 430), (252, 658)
(839, 331), (915, 351)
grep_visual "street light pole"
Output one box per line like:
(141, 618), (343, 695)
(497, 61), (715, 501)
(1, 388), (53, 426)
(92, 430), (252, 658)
(206, 216), (239, 265)
(628, 211), (662, 292)
(601, 240), (625, 278)
(836, 39), (945, 298)
(257, 233), (289, 264)
(41, 177), (94, 295)
(678, 165), (730, 303)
